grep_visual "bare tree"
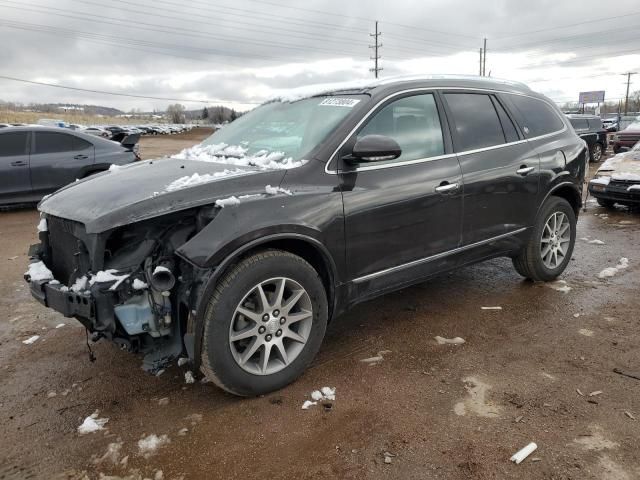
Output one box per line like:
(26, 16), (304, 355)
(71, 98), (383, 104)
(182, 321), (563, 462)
(166, 103), (186, 123)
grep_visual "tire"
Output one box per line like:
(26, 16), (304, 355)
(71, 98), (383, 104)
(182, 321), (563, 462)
(597, 198), (616, 209)
(200, 250), (328, 396)
(512, 196), (576, 282)
(613, 145), (622, 155)
(590, 143), (603, 162)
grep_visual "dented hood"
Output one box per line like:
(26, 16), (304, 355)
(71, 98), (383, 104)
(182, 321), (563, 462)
(39, 159), (286, 233)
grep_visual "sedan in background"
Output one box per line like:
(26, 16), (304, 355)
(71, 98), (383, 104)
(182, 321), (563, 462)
(0, 126), (140, 205)
(611, 120), (640, 154)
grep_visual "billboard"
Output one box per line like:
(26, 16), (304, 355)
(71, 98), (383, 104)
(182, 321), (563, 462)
(579, 91), (605, 104)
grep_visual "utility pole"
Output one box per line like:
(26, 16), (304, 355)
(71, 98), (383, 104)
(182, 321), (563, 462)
(369, 20), (382, 79)
(482, 38), (487, 76)
(622, 72), (636, 115)
(479, 48), (483, 76)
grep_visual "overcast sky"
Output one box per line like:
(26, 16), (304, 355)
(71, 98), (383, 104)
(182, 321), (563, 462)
(1, 0), (640, 112)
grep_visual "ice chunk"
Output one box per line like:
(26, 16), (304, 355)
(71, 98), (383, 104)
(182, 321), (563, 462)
(311, 390), (323, 401)
(78, 411), (109, 434)
(22, 335), (40, 345)
(598, 258), (629, 279)
(434, 336), (465, 345)
(320, 386), (336, 401)
(215, 196), (241, 207)
(138, 434), (170, 458)
(301, 400), (317, 410)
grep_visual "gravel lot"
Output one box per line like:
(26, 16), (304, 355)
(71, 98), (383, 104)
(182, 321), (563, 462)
(0, 133), (638, 480)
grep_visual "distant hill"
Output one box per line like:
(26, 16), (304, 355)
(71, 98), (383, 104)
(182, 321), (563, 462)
(0, 101), (125, 117)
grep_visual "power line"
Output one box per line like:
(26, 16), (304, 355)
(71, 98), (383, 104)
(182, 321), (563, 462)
(0, 74), (259, 104)
(623, 72), (637, 114)
(369, 20), (383, 79)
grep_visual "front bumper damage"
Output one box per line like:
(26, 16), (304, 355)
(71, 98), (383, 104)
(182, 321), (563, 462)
(589, 181), (640, 205)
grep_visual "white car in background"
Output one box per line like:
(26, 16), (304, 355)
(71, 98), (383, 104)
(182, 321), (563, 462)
(83, 126), (111, 138)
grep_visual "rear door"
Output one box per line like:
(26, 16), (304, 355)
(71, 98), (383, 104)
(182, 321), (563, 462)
(0, 131), (32, 203)
(339, 91), (463, 296)
(30, 131), (94, 196)
(441, 91), (539, 246)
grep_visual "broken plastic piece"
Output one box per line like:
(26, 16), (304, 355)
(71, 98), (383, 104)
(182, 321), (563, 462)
(434, 336), (465, 345)
(510, 442), (537, 464)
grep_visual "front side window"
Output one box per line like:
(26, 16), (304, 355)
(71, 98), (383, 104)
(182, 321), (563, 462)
(0, 132), (29, 157)
(34, 132), (74, 154)
(508, 95), (565, 138)
(357, 93), (445, 162)
(444, 93), (507, 151)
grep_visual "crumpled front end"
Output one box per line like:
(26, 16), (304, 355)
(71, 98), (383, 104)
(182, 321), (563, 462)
(25, 210), (209, 372)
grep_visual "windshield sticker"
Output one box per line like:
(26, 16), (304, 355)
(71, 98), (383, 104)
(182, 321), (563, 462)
(319, 98), (361, 107)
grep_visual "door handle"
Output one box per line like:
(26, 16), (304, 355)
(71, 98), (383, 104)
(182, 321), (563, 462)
(435, 182), (460, 193)
(516, 166), (535, 175)
(74, 154), (89, 160)
(10, 160), (27, 167)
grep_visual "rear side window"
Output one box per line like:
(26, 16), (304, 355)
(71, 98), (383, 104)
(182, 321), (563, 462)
(508, 95), (565, 138)
(570, 118), (588, 131)
(358, 93), (445, 162)
(0, 132), (29, 156)
(444, 93), (506, 151)
(73, 136), (93, 151)
(35, 132), (74, 154)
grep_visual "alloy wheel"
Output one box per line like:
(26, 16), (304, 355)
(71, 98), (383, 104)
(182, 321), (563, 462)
(229, 277), (313, 375)
(540, 211), (571, 269)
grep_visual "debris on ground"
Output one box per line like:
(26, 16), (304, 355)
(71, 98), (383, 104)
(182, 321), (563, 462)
(177, 357), (188, 367)
(435, 336), (465, 345)
(47, 391), (56, 398)
(383, 452), (396, 464)
(178, 427), (189, 436)
(481, 306), (502, 310)
(55, 323), (65, 328)
(613, 368), (640, 381)
(301, 400), (317, 410)
(185, 413), (202, 425)
(138, 434), (170, 458)
(184, 371), (195, 384)
(546, 279), (572, 293)
(579, 329), (594, 337)
(577, 389), (585, 396)
(22, 335), (40, 345)
(93, 441), (123, 466)
(624, 411), (636, 420)
(78, 411), (109, 434)
(158, 397), (170, 406)
(589, 391), (603, 397)
(510, 442), (537, 464)
(360, 355), (384, 364)
(454, 377), (501, 417)
(302, 387), (336, 410)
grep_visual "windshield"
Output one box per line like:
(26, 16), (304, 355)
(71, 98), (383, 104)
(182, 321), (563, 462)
(191, 96), (365, 165)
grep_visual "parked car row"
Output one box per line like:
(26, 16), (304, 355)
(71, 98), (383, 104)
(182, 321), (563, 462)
(1, 121), (195, 140)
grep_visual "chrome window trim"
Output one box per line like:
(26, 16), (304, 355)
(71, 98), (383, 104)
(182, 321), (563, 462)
(324, 86), (567, 175)
(352, 227), (528, 284)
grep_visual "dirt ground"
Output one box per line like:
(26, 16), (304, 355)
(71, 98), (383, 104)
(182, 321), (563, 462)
(137, 127), (214, 160)
(1, 134), (639, 480)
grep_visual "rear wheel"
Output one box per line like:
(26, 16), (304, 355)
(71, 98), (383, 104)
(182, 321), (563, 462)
(590, 143), (603, 162)
(200, 250), (328, 396)
(513, 196), (576, 281)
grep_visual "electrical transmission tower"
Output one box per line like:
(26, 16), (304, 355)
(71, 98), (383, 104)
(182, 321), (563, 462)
(369, 20), (383, 79)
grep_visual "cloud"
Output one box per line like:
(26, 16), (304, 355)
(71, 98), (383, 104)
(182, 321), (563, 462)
(1, 0), (640, 111)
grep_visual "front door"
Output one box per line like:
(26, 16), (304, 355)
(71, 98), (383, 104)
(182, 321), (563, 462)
(338, 92), (463, 298)
(0, 131), (32, 203)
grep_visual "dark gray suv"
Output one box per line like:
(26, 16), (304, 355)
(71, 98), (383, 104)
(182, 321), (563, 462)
(26, 76), (588, 396)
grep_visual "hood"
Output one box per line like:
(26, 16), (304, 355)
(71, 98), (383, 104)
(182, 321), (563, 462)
(39, 159), (286, 233)
(597, 151), (640, 178)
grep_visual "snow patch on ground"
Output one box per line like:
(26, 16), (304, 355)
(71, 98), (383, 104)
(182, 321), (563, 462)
(435, 336), (465, 345)
(302, 387), (336, 409)
(78, 411), (109, 434)
(138, 434), (170, 458)
(598, 258), (629, 279)
(454, 377), (501, 418)
(546, 279), (572, 293)
(25, 261), (54, 282)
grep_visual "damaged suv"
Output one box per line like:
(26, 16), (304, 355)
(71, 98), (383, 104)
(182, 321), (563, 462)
(26, 76), (587, 396)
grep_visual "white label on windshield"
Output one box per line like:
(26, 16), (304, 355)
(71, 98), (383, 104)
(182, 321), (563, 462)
(319, 98), (361, 107)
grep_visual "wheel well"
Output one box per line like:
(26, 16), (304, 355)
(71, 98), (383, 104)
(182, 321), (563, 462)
(551, 185), (581, 215)
(224, 239), (335, 319)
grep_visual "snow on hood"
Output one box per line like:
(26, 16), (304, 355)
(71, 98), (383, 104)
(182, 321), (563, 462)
(598, 150), (640, 180)
(172, 143), (306, 170)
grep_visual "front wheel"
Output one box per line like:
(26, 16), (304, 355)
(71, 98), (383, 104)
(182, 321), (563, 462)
(200, 250), (328, 396)
(590, 143), (603, 162)
(513, 196), (576, 281)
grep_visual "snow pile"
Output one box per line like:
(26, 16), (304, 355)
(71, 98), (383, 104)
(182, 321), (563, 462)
(302, 387), (336, 409)
(164, 169), (246, 192)
(598, 257), (629, 279)
(184, 371), (195, 384)
(37, 218), (48, 232)
(25, 261), (54, 282)
(78, 411), (109, 434)
(138, 434), (170, 458)
(173, 143), (306, 170)
(132, 278), (148, 290)
(589, 177), (610, 186)
(22, 335), (40, 345)
(215, 196), (241, 207)
(70, 276), (88, 292)
(265, 184), (292, 196)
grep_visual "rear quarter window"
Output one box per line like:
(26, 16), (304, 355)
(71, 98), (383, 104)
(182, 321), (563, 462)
(507, 95), (565, 138)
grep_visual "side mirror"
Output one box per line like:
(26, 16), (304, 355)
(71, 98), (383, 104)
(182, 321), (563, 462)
(346, 135), (401, 163)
